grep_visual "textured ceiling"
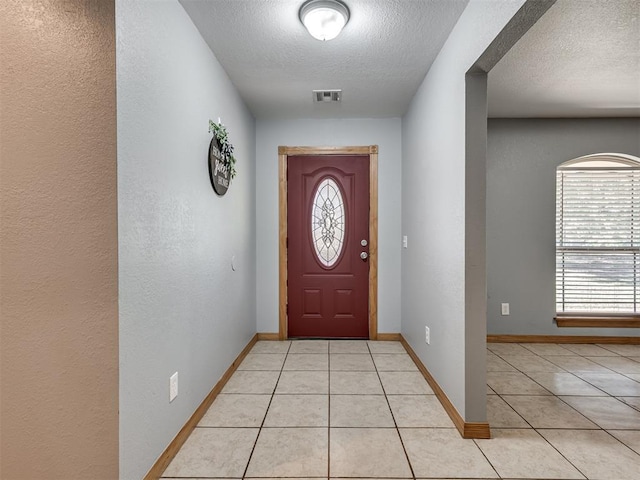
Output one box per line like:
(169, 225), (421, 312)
(180, 0), (469, 119)
(180, 0), (640, 119)
(488, 0), (640, 118)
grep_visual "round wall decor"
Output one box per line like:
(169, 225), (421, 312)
(208, 136), (230, 196)
(207, 119), (237, 197)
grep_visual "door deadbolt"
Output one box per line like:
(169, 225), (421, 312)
(360, 252), (368, 260)
(361, 239), (368, 247)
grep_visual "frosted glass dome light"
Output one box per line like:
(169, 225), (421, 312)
(299, 0), (350, 41)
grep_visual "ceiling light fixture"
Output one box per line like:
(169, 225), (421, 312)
(299, 0), (350, 41)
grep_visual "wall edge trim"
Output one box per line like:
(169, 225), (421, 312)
(399, 335), (491, 439)
(142, 334), (259, 480)
(488, 334), (640, 344)
(257, 332), (280, 340)
(376, 333), (402, 341)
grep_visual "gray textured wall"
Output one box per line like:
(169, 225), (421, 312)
(487, 118), (640, 337)
(402, 0), (529, 421)
(116, 1), (256, 478)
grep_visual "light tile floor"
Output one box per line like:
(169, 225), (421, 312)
(162, 340), (640, 480)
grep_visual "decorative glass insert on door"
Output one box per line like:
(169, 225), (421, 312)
(311, 177), (346, 267)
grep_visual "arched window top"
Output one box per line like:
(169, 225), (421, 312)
(558, 153), (640, 170)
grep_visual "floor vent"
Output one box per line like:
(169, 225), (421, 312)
(313, 89), (342, 103)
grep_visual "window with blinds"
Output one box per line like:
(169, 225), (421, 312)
(556, 154), (640, 314)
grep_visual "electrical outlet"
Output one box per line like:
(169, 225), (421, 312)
(501, 303), (510, 316)
(402, 235), (408, 249)
(169, 372), (178, 402)
(425, 326), (430, 345)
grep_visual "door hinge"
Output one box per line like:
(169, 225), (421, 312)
(286, 237), (289, 248)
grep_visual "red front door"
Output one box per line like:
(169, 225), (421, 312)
(287, 155), (370, 338)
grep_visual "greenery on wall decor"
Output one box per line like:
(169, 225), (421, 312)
(208, 119), (237, 179)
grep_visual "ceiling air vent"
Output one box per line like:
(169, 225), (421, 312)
(313, 89), (342, 103)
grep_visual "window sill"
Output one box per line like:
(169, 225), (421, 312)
(555, 316), (640, 328)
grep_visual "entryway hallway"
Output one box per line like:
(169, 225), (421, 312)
(161, 340), (640, 479)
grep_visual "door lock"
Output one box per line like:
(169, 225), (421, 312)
(360, 252), (368, 260)
(361, 239), (368, 247)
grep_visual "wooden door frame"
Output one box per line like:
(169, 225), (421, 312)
(279, 145), (379, 340)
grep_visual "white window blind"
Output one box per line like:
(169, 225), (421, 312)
(556, 158), (640, 314)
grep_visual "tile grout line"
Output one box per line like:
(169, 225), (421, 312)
(488, 343), (599, 480)
(368, 341), (417, 480)
(470, 437), (502, 479)
(241, 341), (292, 479)
(601, 427), (640, 457)
(491, 345), (614, 397)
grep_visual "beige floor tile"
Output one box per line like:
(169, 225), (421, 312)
(486, 394), (529, 428)
(499, 354), (564, 373)
(487, 343), (533, 356)
(372, 353), (418, 371)
(283, 353), (328, 371)
(330, 353), (376, 371)
(250, 340), (291, 353)
(475, 429), (584, 479)
(276, 371), (328, 394)
(198, 394), (271, 427)
(329, 340), (370, 353)
(263, 394), (328, 427)
(289, 340), (329, 353)
(502, 395), (598, 429)
(238, 353), (286, 371)
(627, 373), (640, 382)
(597, 344), (640, 356)
(330, 394), (394, 427)
(487, 353), (517, 372)
(378, 371), (433, 395)
(609, 430), (640, 455)
(560, 396), (640, 429)
(162, 428), (258, 478)
(367, 341), (406, 354)
(401, 428), (497, 478)
(521, 343), (574, 356)
(487, 384), (496, 394)
(486, 371), (552, 395)
(387, 395), (453, 427)
(245, 428), (328, 477)
(330, 371), (384, 394)
(544, 355), (613, 373)
(330, 428), (412, 478)
(618, 396), (640, 410)
(587, 356), (640, 374)
(221, 370), (280, 394)
(577, 372), (640, 396)
(540, 429), (640, 480)
(561, 343), (619, 356)
(525, 371), (607, 396)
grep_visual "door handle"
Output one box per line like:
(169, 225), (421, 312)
(360, 252), (368, 260)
